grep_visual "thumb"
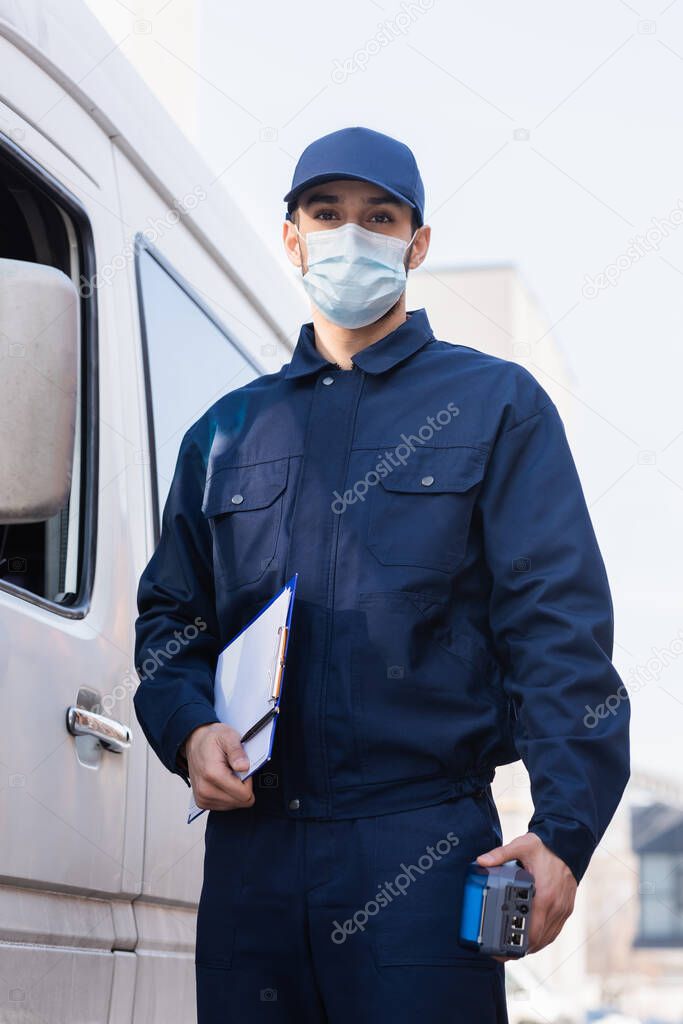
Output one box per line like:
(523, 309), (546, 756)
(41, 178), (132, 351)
(219, 729), (250, 772)
(477, 838), (523, 868)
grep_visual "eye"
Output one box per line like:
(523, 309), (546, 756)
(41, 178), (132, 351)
(314, 208), (340, 221)
(368, 212), (394, 224)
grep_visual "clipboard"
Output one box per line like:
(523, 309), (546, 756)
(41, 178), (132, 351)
(187, 573), (298, 823)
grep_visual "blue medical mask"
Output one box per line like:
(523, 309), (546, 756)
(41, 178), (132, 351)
(294, 221), (419, 329)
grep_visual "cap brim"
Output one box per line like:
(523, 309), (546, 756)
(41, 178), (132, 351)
(283, 172), (422, 225)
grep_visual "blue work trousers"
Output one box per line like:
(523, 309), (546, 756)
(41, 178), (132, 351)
(195, 790), (509, 1023)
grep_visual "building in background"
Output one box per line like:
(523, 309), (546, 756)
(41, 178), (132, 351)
(84, 0), (201, 144)
(407, 262), (575, 426)
(586, 774), (683, 1022)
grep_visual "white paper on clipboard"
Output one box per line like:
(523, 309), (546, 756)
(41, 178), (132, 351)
(187, 573), (297, 824)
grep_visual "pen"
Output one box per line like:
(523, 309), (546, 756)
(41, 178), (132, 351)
(240, 705), (279, 744)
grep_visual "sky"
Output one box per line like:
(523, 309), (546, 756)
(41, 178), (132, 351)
(86, 0), (683, 781)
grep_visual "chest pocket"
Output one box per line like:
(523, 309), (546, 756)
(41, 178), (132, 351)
(366, 445), (486, 573)
(201, 457), (289, 591)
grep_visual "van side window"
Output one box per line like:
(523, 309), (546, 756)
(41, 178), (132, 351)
(135, 238), (260, 531)
(0, 147), (94, 610)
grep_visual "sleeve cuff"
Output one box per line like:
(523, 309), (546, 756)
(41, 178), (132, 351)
(528, 814), (597, 884)
(161, 700), (221, 786)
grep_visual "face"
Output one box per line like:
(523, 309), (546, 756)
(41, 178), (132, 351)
(283, 178), (430, 275)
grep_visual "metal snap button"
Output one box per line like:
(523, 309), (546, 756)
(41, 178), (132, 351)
(231, 493), (244, 504)
(421, 475), (434, 487)
(321, 375), (335, 385)
(288, 798), (301, 811)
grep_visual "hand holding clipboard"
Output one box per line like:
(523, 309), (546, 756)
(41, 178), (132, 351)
(187, 573), (298, 823)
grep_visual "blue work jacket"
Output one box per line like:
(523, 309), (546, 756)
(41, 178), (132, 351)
(133, 307), (630, 883)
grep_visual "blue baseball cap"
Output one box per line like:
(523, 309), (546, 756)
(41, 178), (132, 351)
(283, 126), (425, 227)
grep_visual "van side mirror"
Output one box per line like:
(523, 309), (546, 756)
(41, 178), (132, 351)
(0, 258), (78, 521)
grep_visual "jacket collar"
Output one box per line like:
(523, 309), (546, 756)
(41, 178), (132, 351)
(283, 308), (435, 380)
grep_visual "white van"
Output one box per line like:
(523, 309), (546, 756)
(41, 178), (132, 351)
(0, 2), (305, 1020)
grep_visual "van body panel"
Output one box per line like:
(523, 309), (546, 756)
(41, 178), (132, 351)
(0, 942), (115, 1023)
(130, 905), (196, 1022)
(0, 90), (144, 891)
(0, 4), (308, 1021)
(131, 950), (196, 1024)
(0, 34), (112, 189)
(0, 0), (307, 343)
(0, 40), (145, 1023)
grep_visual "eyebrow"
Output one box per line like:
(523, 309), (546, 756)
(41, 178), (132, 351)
(302, 191), (404, 208)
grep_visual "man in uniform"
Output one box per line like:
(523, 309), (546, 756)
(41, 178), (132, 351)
(134, 126), (630, 1023)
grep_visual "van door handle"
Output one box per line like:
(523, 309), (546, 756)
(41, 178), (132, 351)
(66, 706), (132, 753)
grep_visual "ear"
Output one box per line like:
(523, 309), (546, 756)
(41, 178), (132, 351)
(407, 225), (431, 271)
(283, 219), (304, 269)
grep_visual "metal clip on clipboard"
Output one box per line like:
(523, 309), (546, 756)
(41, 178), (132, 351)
(240, 624), (289, 743)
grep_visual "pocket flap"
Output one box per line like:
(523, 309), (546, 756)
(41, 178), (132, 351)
(201, 458), (289, 517)
(377, 445), (486, 494)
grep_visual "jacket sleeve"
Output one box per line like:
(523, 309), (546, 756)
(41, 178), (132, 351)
(133, 427), (221, 786)
(478, 395), (630, 883)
